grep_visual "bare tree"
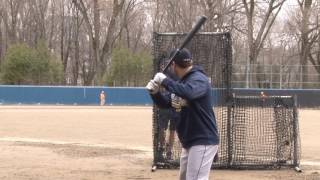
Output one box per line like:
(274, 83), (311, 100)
(72, 0), (126, 85)
(308, 36), (320, 85)
(117, 0), (149, 52)
(60, 0), (73, 82)
(48, 0), (56, 49)
(308, 8), (320, 83)
(297, 0), (319, 88)
(242, 0), (286, 87)
(70, 4), (83, 85)
(0, 2), (3, 63)
(1, 0), (22, 48)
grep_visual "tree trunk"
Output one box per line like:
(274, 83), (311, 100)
(0, 16), (3, 64)
(72, 8), (82, 86)
(92, 0), (100, 84)
(60, 0), (65, 68)
(73, 37), (80, 85)
(99, 0), (125, 82)
(300, 0), (312, 88)
(48, 0), (55, 50)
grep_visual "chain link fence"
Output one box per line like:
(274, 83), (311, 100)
(232, 64), (320, 89)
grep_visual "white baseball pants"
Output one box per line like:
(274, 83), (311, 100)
(179, 145), (218, 180)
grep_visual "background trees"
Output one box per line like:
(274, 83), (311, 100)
(0, 0), (318, 88)
(1, 42), (63, 85)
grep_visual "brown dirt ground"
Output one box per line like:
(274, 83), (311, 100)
(0, 106), (319, 180)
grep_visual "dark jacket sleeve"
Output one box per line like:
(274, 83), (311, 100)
(150, 92), (171, 109)
(161, 76), (208, 101)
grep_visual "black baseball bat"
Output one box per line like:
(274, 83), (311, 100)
(162, 16), (207, 73)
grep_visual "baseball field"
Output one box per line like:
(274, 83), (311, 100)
(0, 106), (319, 180)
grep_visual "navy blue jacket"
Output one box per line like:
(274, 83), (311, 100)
(151, 66), (219, 149)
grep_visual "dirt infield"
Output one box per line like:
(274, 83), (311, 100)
(0, 106), (319, 180)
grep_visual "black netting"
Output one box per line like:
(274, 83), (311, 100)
(151, 32), (300, 169)
(228, 96), (300, 169)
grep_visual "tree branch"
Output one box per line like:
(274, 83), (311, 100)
(257, 2), (283, 52)
(72, 0), (94, 41)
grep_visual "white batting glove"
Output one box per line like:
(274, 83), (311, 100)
(146, 80), (160, 94)
(171, 93), (188, 110)
(153, 73), (167, 84)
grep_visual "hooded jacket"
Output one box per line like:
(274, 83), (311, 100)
(151, 66), (219, 148)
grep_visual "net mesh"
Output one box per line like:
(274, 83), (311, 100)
(152, 32), (300, 169)
(228, 96), (300, 168)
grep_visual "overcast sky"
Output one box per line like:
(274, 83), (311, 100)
(280, 0), (299, 20)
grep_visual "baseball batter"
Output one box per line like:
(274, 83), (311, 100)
(146, 48), (219, 180)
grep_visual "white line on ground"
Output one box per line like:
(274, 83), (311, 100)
(0, 137), (152, 153)
(301, 161), (320, 166)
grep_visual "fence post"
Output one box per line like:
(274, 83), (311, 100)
(300, 65), (303, 89)
(280, 64), (282, 89)
(319, 71), (320, 88)
(292, 95), (300, 167)
(270, 65), (273, 89)
(246, 62), (250, 88)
